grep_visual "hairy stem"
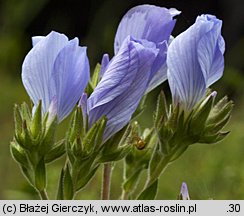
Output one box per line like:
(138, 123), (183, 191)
(101, 163), (112, 200)
(121, 190), (129, 200)
(38, 189), (49, 200)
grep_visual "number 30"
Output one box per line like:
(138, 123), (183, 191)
(229, 204), (240, 212)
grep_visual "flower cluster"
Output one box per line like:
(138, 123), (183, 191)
(12, 4), (232, 200)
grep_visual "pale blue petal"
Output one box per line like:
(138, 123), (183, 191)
(145, 62), (167, 94)
(180, 182), (190, 200)
(88, 36), (141, 111)
(149, 40), (167, 79)
(88, 39), (158, 141)
(169, 8), (181, 16)
(167, 71), (180, 104)
(78, 93), (88, 117)
(103, 46), (156, 141)
(100, 53), (110, 78)
(114, 4), (180, 54)
(197, 15), (225, 87)
(167, 20), (210, 109)
(167, 14), (225, 110)
(53, 38), (90, 121)
(32, 36), (45, 47)
(145, 37), (175, 93)
(22, 31), (69, 112)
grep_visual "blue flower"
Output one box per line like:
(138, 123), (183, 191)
(22, 31), (90, 121)
(114, 4), (181, 92)
(179, 182), (190, 200)
(167, 14), (225, 110)
(87, 36), (158, 141)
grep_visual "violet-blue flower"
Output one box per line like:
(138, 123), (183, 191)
(114, 4), (181, 92)
(87, 36), (158, 141)
(22, 31), (90, 121)
(180, 182), (190, 200)
(167, 14), (225, 110)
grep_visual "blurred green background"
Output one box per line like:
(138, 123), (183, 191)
(0, 0), (244, 199)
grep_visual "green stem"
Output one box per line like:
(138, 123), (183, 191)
(121, 159), (128, 200)
(121, 190), (129, 200)
(38, 189), (49, 200)
(138, 145), (188, 199)
(101, 163), (112, 200)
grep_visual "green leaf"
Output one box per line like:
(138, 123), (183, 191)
(68, 107), (83, 143)
(41, 116), (58, 154)
(56, 168), (65, 200)
(21, 165), (34, 186)
(116, 124), (132, 147)
(76, 165), (99, 191)
(123, 169), (142, 192)
(35, 158), (46, 191)
(45, 139), (66, 163)
(98, 145), (132, 163)
(22, 120), (34, 149)
(169, 145), (188, 162)
(10, 141), (29, 168)
(63, 165), (74, 200)
(94, 117), (107, 149)
(83, 117), (106, 153)
(149, 149), (164, 177)
(199, 131), (230, 144)
(72, 137), (83, 157)
(137, 180), (158, 200)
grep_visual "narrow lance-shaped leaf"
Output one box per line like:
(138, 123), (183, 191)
(14, 104), (22, 136)
(31, 101), (42, 139)
(34, 158), (46, 191)
(63, 165), (74, 200)
(45, 139), (66, 163)
(137, 180), (158, 200)
(10, 142), (29, 168)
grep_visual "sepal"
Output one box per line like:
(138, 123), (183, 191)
(188, 92), (215, 140)
(154, 91), (168, 129)
(30, 101), (42, 139)
(85, 63), (101, 96)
